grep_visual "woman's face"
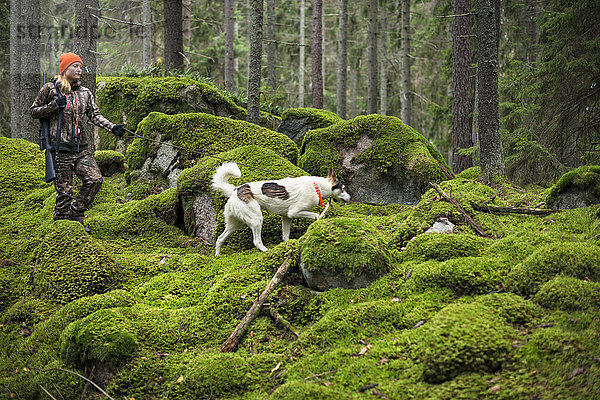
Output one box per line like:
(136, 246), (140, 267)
(64, 62), (82, 82)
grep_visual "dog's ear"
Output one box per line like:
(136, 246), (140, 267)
(327, 168), (338, 183)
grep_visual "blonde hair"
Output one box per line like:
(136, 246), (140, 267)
(53, 74), (72, 94)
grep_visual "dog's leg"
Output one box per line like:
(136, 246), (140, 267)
(281, 216), (292, 241)
(245, 201), (268, 252)
(288, 210), (320, 220)
(215, 218), (241, 256)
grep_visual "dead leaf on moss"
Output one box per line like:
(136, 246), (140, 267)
(489, 384), (501, 393)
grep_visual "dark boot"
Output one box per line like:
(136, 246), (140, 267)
(70, 215), (91, 234)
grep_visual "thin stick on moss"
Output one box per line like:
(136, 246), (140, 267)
(471, 204), (556, 215)
(428, 182), (491, 238)
(35, 367), (116, 400)
(269, 308), (300, 338)
(38, 385), (58, 400)
(221, 252), (297, 352)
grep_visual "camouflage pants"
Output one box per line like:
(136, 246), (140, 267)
(53, 150), (103, 221)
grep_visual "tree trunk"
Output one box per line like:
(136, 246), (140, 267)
(379, 0), (388, 115)
(9, 0), (22, 139)
(451, 0), (474, 173)
(142, 0), (152, 65)
(299, 0), (306, 107)
(246, 0), (263, 124)
(74, 0), (99, 152)
(336, 0), (348, 119)
(182, 0), (192, 66)
(400, 0), (411, 124)
(12, 0), (41, 143)
(266, 0), (276, 95)
(367, 0), (378, 114)
(349, 64), (358, 117)
(524, 0), (538, 63)
(311, 0), (323, 109)
(225, 0), (235, 92)
(164, 0), (184, 72)
(476, 0), (505, 181)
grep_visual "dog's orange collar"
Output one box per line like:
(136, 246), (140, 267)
(313, 182), (324, 207)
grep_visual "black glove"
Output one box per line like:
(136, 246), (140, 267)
(55, 95), (66, 109)
(112, 124), (125, 137)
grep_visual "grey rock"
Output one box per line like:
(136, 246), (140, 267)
(300, 262), (383, 292)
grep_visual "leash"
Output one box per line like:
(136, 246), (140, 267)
(123, 128), (295, 178)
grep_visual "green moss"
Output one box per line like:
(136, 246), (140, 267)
(509, 242), (600, 296)
(534, 276), (600, 310)
(389, 178), (503, 248)
(0, 137), (49, 209)
(270, 380), (357, 400)
(299, 114), (451, 187)
(32, 221), (122, 304)
(456, 166), (481, 180)
(126, 111), (298, 172)
(88, 188), (184, 246)
(300, 218), (393, 281)
(94, 150), (126, 176)
(407, 257), (507, 297)
(59, 308), (138, 367)
(546, 165), (600, 207)
(281, 107), (343, 128)
(401, 233), (491, 262)
(474, 293), (540, 326)
(96, 76), (246, 133)
(418, 302), (516, 383)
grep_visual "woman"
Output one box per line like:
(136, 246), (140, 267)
(30, 52), (125, 233)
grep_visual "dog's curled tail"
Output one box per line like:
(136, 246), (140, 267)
(212, 162), (241, 198)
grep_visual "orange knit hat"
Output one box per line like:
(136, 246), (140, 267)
(59, 53), (83, 74)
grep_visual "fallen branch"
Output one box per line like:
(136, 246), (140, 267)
(428, 182), (491, 238)
(221, 252), (297, 352)
(472, 204), (556, 215)
(269, 308), (300, 338)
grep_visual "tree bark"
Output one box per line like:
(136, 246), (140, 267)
(11, 0), (41, 143)
(476, 0), (505, 181)
(266, 0), (276, 95)
(299, 0), (306, 107)
(225, 0), (235, 92)
(367, 0), (378, 114)
(246, 0), (263, 124)
(182, 0), (192, 66)
(142, 0), (152, 65)
(311, 0), (323, 109)
(349, 64), (358, 118)
(164, 0), (184, 72)
(400, 0), (411, 124)
(336, 0), (348, 119)
(379, 0), (388, 115)
(524, 0), (538, 63)
(451, 0), (474, 173)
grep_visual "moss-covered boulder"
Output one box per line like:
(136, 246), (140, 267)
(299, 114), (453, 205)
(125, 111), (298, 188)
(32, 221), (121, 304)
(418, 302), (515, 383)
(177, 145), (308, 250)
(509, 242), (600, 296)
(0, 137), (49, 210)
(299, 218), (393, 290)
(533, 276), (600, 310)
(400, 233), (489, 263)
(59, 308), (138, 368)
(94, 150), (126, 176)
(546, 165), (600, 209)
(278, 108), (343, 145)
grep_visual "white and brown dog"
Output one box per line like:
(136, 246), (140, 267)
(211, 162), (351, 256)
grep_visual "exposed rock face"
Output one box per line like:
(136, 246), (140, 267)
(182, 191), (217, 242)
(277, 117), (312, 146)
(299, 115), (453, 206)
(277, 108), (342, 146)
(550, 186), (594, 209)
(299, 262), (383, 292)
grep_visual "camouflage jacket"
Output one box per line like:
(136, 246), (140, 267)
(30, 80), (115, 152)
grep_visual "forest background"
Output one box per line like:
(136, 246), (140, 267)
(1, 0), (598, 185)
